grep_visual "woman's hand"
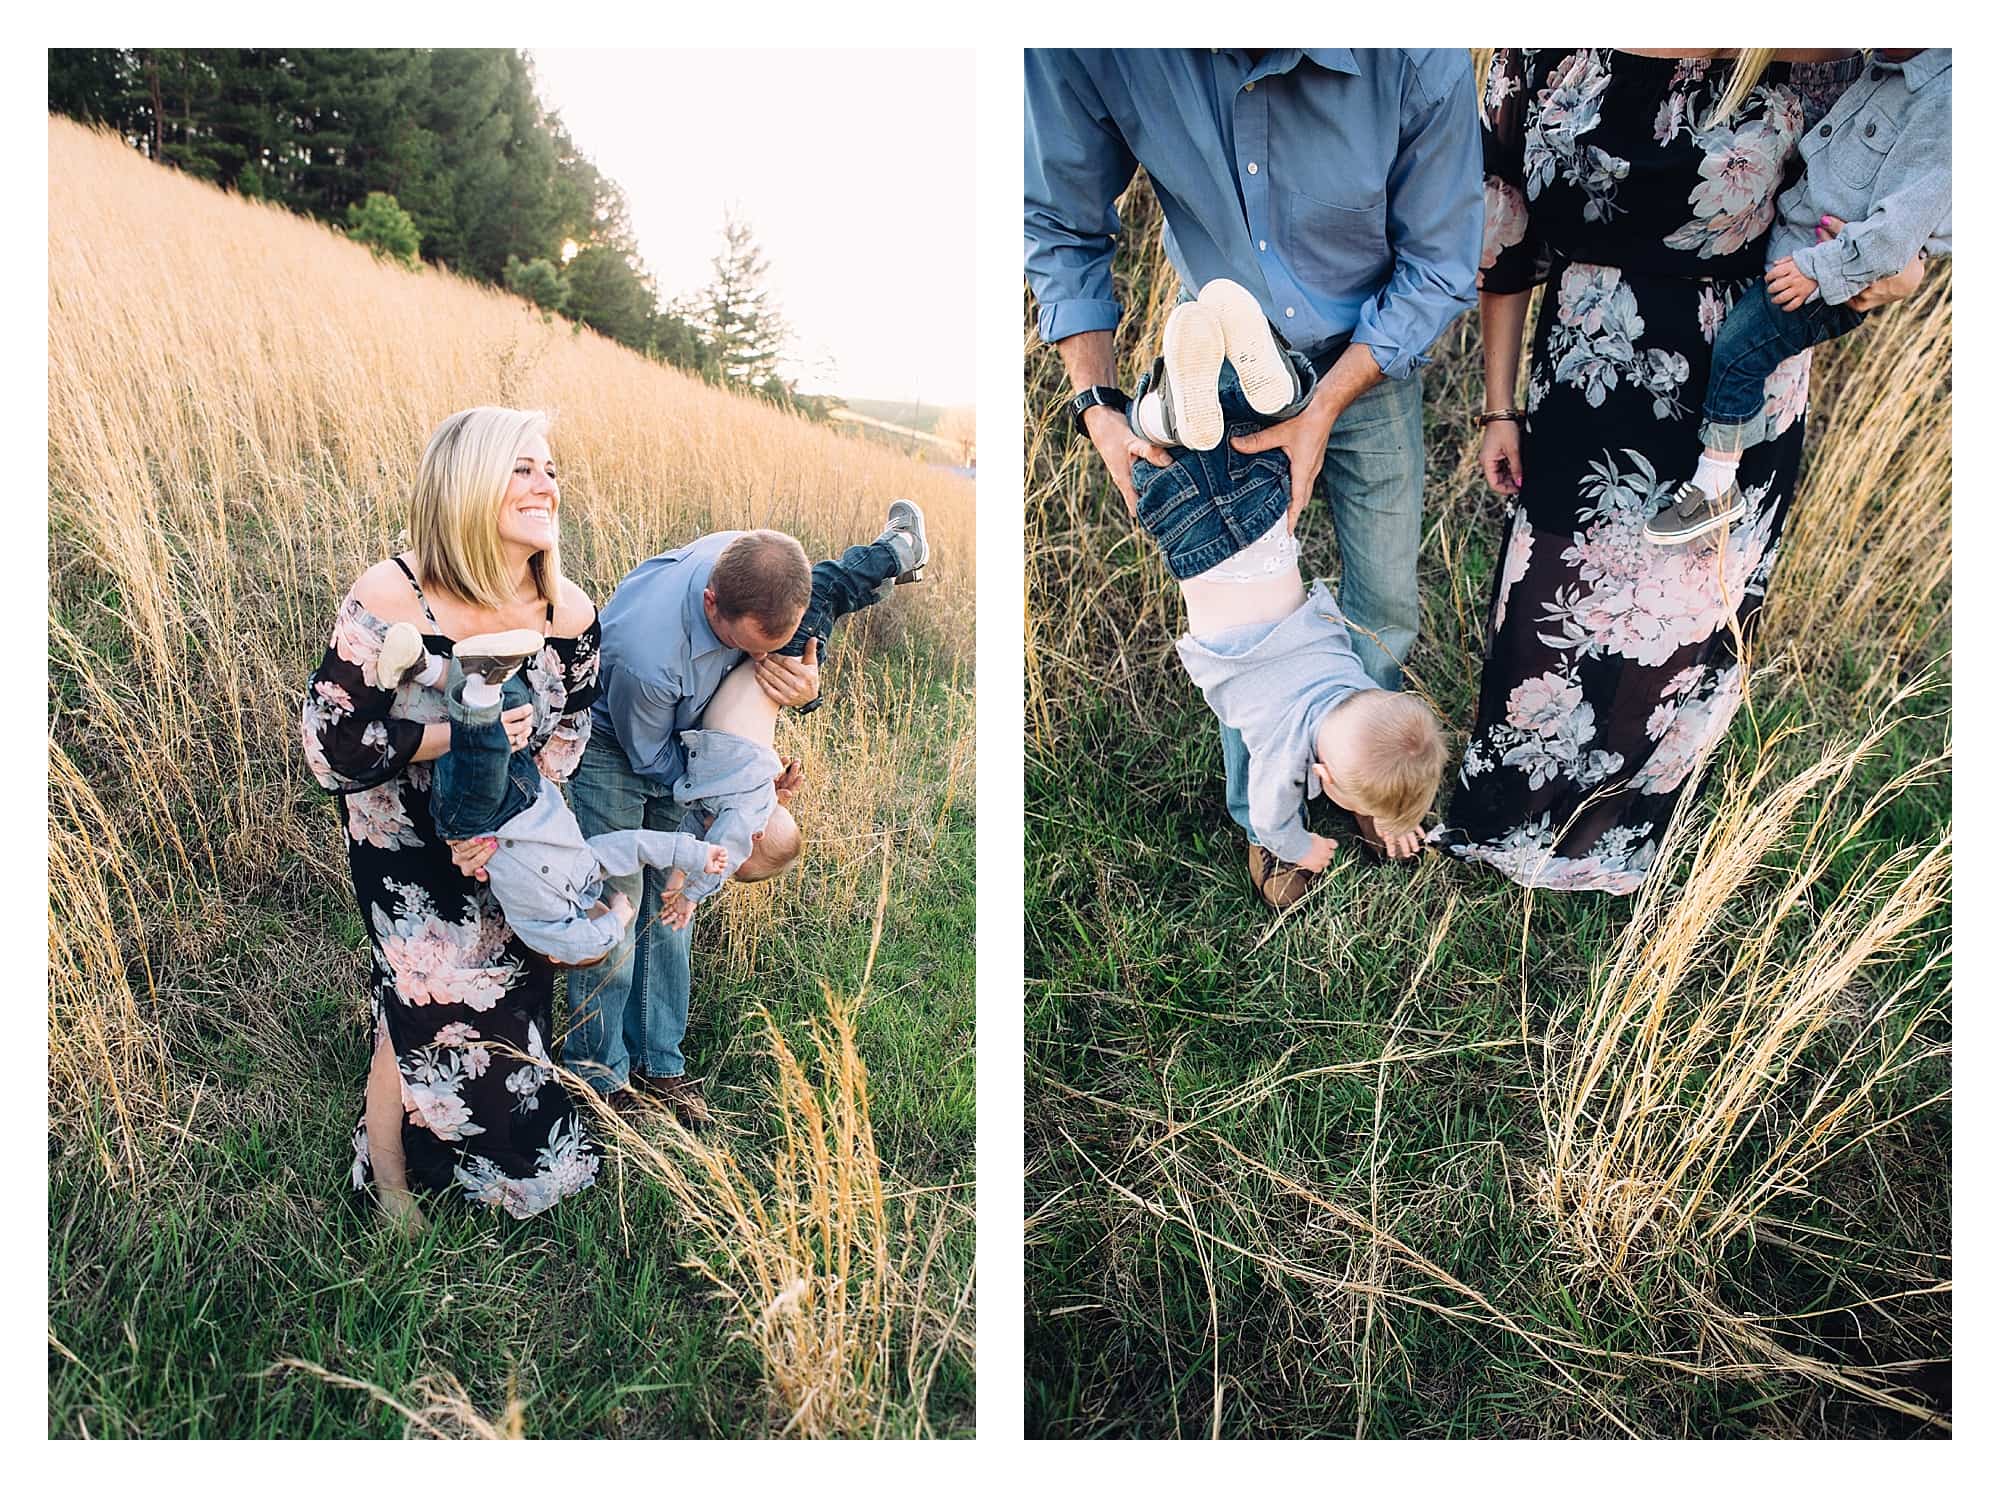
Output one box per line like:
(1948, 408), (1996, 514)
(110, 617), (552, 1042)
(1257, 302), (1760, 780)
(1480, 419), (1524, 495)
(448, 836), (499, 881)
(502, 703), (535, 753)
(754, 638), (820, 707)
(1816, 216), (1928, 311)
(773, 756), (803, 807)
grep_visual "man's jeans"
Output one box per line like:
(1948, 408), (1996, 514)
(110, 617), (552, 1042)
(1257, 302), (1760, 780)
(432, 672), (541, 839)
(776, 539), (901, 661)
(1220, 369), (1424, 850)
(563, 731), (697, 1091)
(1699, 285), (1864, 454)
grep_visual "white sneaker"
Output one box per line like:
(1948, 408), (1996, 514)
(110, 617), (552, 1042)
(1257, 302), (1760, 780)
(1160, 299), (1227, 451)
(377, 621), (429, 691)
(1199, 278), (1301, 417)
(453, 629), (545, 686)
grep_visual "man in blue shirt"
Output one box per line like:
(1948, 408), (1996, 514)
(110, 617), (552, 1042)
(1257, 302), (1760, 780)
(1025, 48), (1481, 909)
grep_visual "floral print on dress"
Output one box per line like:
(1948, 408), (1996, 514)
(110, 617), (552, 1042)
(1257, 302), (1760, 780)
(1439, 49), (1841, 894)
(302, 572), (606, 1215)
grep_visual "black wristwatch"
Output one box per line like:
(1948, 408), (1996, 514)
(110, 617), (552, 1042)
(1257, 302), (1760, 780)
(1068, 385), (1129, 439)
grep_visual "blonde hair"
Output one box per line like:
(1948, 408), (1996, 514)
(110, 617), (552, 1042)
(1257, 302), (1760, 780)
(410, 405), (560, 610)
(1471, 49), (1777, 129)
(1324, 691), (1448, 837)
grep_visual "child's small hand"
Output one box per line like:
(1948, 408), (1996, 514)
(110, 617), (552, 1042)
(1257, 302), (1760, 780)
(703, 845), (729, 875)
(1297, 834), (1337, 873)
(1765, 257), (1819, 312)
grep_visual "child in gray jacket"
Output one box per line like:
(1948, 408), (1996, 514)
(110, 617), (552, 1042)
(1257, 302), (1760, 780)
(1647, 49), (1951, 545)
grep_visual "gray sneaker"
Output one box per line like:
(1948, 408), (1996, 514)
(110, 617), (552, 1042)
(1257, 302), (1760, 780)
(1645, 480), (1746, 546)
(452, 628), (545, 686)
(876, 499), (929, 583)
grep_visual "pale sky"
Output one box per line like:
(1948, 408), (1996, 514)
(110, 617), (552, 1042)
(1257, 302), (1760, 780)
(530, 49), (974, 409)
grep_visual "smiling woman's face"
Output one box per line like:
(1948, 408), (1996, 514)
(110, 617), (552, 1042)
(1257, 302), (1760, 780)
(496, 432), (559, 554)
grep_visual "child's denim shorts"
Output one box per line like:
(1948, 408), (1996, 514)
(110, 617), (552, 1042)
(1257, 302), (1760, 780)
(1132, 374), (1292, 581)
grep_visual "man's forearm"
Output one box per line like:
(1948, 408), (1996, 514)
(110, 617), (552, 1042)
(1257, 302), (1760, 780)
(1310, 342), (1387, 424)
(1057, 330), (1120, 394)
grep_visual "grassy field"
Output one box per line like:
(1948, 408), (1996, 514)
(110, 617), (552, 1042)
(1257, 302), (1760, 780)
(1024, 178), (1950, 1439)
(48, 118), (975, 1438)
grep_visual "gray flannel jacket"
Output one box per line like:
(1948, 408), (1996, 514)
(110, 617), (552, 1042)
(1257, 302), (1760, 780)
(1772, 49), (1951, 307)
(671, 728), (782, 906)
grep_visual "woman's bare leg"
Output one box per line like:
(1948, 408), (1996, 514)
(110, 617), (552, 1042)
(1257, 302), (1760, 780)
(365, 1020), (425, 1234)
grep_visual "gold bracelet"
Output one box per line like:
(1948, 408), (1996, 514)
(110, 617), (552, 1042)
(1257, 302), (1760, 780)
(1476, 409), (1520, 428)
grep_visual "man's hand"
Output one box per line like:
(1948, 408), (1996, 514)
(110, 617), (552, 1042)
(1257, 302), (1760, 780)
(501, 703), (535, 753)
(1765, 256), (1820, 312)
(1082, 404), (1171, 520)
(754, 637), (820, 707)
(773, 756), (803, 807)
(1231, 398), (1331, 535)
(448, 836), (499, 881)
(658, 893), (696, 931)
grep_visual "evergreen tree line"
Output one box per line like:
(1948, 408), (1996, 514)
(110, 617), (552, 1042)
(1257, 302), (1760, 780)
(48, 48), (829, 417)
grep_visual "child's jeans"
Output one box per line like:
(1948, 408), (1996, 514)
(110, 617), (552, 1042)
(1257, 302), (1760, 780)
(432, 672), (544, 840)
(433, 671), (710, 965)
(1130, 366), (1292, 581)
(1700, 283), (1864, 454)
(776, 539), (904, 661)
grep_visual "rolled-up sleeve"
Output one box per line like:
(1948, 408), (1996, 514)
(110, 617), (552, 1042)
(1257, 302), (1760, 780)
(1024, 49), (1139, 345)
(1351, 54), (1483, 380)
(300, 594), (426, 794)
(1788, 100), (1952, 306)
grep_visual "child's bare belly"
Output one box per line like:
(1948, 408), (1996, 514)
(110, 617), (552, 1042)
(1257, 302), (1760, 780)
(700, 659), (781, 748)
(1180, 522), (1308, 636)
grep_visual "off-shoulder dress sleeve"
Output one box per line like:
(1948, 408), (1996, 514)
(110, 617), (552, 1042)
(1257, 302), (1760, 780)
(536, 615), (601, 786)
(1478, 49), (1552, 294)
(300, 592), (426, 793)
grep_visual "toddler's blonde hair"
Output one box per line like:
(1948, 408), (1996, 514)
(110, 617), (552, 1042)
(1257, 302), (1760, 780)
(410, 405), (561, 611)
(1324, 690), (1448, 837)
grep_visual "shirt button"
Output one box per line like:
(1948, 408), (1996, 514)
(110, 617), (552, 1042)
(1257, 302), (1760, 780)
(1284, 307), (1296, 318)
(1247, 161), (1259, 175)
(1865, 122), (1877, 137)
(1819, 124), (1832, 137)
(539, 864), (548, 874)
(1258, 240), (1268, 251)
(1244, 81), (1255, 92)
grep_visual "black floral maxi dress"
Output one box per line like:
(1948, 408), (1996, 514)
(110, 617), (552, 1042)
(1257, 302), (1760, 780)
(1434, 49), (1859, 893)
(301, 571), (602, 1217)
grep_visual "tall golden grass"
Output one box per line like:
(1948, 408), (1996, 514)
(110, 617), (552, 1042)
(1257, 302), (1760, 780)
(49, 115), (971, 1126)
(49, 116), (976, 1432)
(1025, 170), (1950, 1428)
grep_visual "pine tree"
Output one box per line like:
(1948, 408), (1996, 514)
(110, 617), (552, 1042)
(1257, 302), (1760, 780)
(690, 211), (789, 392)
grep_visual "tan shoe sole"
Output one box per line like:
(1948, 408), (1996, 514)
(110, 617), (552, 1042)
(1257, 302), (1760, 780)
(1200, 278), (1295, 417)
(1163, 301), (1226, 452)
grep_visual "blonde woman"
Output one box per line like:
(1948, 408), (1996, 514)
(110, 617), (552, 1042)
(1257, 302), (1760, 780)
(301, 406), (603, 1227)
(1433, 49), (1925, 893)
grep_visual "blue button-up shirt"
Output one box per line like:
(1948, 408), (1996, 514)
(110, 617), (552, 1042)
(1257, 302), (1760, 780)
(1024, 48), (1483, 379)
(590, 531), (749, 788)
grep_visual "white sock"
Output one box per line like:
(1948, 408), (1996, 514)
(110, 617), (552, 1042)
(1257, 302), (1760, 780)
(414, 653), (446, 689)
(461, 675), (501, 708)
(1132, 390), (1173, 446)
(1690, 452), (1740, 500)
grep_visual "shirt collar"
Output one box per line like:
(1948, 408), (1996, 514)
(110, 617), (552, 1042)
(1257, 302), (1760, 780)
(1880, 48), (1949, 90)
(1226, 48), (1358, 81)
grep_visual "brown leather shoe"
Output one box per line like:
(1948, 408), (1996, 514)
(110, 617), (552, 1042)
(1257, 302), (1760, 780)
(634, 1072), (712, 1129)
(1246, 843), (1318, 910)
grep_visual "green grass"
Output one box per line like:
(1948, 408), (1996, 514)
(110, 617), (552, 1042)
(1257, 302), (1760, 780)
(1023, 179), (1950, 1440)
(48, 653), (975, 1440)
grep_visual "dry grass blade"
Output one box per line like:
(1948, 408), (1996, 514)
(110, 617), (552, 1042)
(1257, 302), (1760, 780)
(263, 1358), (525, 1440)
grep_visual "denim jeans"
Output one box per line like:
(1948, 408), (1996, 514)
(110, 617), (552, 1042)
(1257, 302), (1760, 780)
(1218, 369), (1424, 849)
(776, 539), (902, 661)
(562, 730), (697, 1091)
(1130, 369), (1293, 581)
(431, 672), (542, 840)
(1700, 285), (1863, 454)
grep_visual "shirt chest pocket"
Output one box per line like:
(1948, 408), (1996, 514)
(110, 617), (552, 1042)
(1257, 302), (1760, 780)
(1832, 104), (1898, 192)
(1277, 187), (1389, 301)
